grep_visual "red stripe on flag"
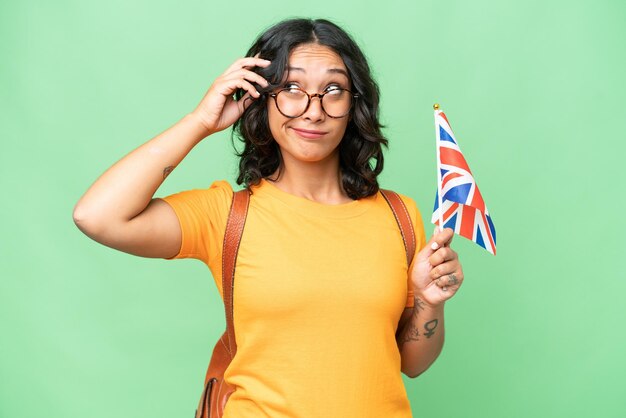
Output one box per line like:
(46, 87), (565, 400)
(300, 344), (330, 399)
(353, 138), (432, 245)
(470, 186), (486, 213)
(440, 147), (472, 174)
(460, 205), (475, 239)
(443, 202), (459, 222)
(439, 112), (451, 128)
(442, 172), (463, 189)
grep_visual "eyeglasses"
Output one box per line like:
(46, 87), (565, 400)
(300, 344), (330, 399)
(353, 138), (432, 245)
(268, 86), (359, 118)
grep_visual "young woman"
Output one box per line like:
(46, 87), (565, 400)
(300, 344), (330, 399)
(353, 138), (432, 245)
(73, 18), (464, 418)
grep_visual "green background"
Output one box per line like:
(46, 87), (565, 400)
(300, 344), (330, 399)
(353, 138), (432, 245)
(2, 0), (625, 417)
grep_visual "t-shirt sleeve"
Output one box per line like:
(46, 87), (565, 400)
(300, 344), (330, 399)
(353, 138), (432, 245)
(158, 180), (233, 265)
(399, 195), (427, 308)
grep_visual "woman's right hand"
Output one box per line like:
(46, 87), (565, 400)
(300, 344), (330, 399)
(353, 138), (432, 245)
(191, 56), (271, 136)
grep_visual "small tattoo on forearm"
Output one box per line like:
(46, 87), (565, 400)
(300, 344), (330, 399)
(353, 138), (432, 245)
(424, 319), (439, 338)
(448, 274), (458, 286)
(399, 323), (420, 350)
(163, 165), (175, 179)
(413, 297), (426, 315)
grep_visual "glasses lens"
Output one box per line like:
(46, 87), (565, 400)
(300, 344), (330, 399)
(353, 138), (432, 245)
(276, 88), (309, 118)
(322, 89), (351, 118)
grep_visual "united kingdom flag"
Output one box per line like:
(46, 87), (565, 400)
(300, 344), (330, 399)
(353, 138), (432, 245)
(432, 107), (497, 255)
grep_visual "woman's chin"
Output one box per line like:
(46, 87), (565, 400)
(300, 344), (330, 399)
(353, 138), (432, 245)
(284, 147), (340, 165)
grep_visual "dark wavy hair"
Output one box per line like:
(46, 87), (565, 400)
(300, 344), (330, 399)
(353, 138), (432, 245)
(232, 18), (388, 199)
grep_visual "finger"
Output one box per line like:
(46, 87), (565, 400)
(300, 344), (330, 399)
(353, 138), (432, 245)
(429, 227), (455, 251)
(225, 56), (271, 74)
(225, 77), (261, 99)
(428, 247), (457, 268)
(241, 81), (261, 99)
(435, 276), (447, 290)
(229, 68), (270, 88)
(232, 56), (271, 70)
(237, 92), (256, 114)
(430, 259), (460, 280)
(436, 272), (462, 287)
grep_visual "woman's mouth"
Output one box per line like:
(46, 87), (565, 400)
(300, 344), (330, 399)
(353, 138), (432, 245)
(291, 127), (328, 139)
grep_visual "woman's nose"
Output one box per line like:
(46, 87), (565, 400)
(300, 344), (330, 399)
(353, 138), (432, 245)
(302, 95), (325, 121)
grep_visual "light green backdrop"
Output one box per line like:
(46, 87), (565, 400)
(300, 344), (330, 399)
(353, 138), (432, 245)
(1, 0), (625, 417)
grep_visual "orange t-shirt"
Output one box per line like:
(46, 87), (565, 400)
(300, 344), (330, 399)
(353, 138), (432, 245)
(162, 178), (426, 418)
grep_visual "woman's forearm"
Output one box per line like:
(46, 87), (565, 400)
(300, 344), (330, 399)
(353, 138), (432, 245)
(398, 297), (445, 378)
(73, 112), (209, 229)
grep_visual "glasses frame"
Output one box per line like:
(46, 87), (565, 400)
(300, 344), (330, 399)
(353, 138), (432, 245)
(267, 87), (360, 119)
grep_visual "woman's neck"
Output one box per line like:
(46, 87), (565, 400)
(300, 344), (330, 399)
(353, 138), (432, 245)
(266, 156), (353, 204)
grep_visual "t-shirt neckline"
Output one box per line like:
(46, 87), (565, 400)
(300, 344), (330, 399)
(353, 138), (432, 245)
(252, 178), (376, 219)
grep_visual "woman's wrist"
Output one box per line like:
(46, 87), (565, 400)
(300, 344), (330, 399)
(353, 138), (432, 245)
(413, 294), (445, 313)
(186, 111), (215, 139)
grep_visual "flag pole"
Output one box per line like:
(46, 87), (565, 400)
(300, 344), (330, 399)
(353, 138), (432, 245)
(434, 103), (444, 232)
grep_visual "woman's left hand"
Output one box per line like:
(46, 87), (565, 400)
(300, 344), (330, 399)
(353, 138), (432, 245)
(410, 227), (464, 307)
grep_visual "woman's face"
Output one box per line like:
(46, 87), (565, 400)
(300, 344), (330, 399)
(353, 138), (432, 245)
(267, 43), (351, 167)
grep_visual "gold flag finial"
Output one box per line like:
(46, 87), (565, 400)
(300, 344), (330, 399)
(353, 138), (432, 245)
(433, 103), (440, 110)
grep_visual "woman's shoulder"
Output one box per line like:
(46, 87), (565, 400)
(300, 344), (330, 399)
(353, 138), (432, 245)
(207, 179), (235, 196)
(175, 178), (233, 196)
(377, 187), (426, 237)
(160, 179), (235, 215)
(377, 188), (419, 212)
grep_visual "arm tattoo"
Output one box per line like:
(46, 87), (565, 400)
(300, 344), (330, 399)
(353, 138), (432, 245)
(398, 300), (440, 350)
(424, 319), (439, 338)
(399, 322), (419, 350)
(163, 165), (175, 179)
(413, 297), (426, 315)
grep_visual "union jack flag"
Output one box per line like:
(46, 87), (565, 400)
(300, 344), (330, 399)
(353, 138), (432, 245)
(432, 107), (497, 255)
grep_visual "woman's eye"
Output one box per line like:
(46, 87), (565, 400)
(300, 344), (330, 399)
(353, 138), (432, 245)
(325, 85), (343, 94)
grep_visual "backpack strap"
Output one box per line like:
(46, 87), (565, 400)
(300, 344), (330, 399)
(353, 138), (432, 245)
(222, 189), (250, 358)
(379, 189), (416, 268)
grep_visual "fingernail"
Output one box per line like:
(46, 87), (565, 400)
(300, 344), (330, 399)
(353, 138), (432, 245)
(431, 242), (439, 250)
